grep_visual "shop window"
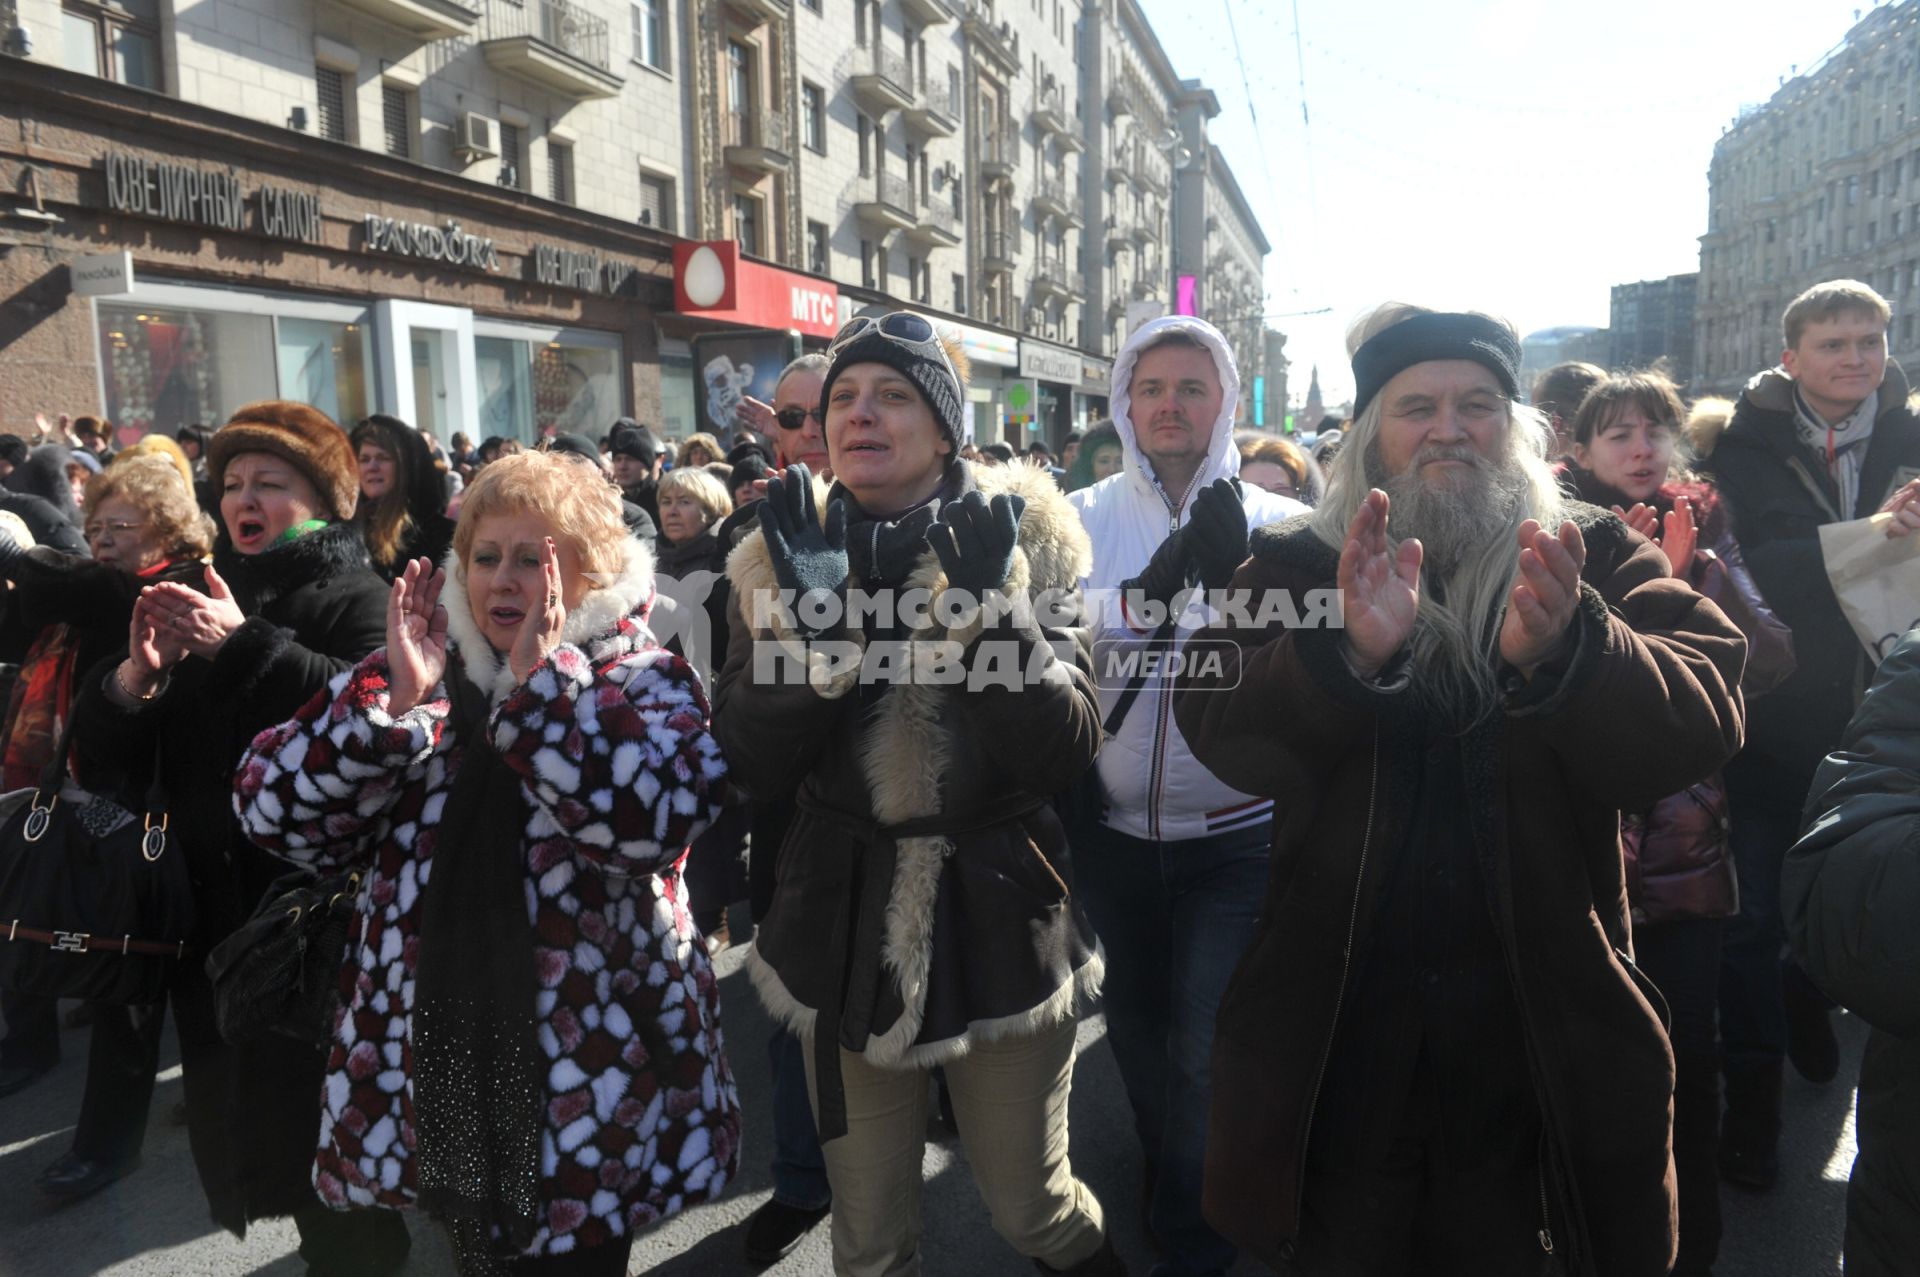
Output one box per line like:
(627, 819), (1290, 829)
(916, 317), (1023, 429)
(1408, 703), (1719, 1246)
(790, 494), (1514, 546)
(476, 335), (621, 443)
(639, 172), (675, 231)
(276, 318), (372, 427)
(803, 82), (826, 154)
(62, 0), (162, 90)
(630, 0), (669, 72)
(499, 122), (525, 190)
(315, 66), (350, 142)
(807, 221), (830, 275)
(382, 84), (414, 159)
(98, 304), (276, 437)
(550, 143), (576, 205)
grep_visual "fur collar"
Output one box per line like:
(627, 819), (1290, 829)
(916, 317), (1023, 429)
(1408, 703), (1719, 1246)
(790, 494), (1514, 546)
(440, 535), (657, 704)
(214, 521), (372, 613)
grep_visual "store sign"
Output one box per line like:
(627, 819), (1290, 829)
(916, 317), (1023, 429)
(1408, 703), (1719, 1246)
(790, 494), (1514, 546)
(362, 215), (500, 272)
(70, 251), (134, 297)
(1080, 355), (1113, 393)
(672, 241), (839, 339)
(1019, 338), (1080, 383)
(528, 243), (644, 296)
(100, 151), (319, 243)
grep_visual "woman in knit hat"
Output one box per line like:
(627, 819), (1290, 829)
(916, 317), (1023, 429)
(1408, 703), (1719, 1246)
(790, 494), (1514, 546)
(65, 400), (406, 1274)
(715, 314), (1119, 1275)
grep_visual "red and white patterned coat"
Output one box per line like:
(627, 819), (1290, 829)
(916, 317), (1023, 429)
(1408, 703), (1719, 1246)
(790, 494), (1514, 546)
(233, 540), (739, 1259)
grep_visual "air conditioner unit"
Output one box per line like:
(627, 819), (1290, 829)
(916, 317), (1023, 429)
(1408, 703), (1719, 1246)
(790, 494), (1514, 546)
(457, 112), (498, 161)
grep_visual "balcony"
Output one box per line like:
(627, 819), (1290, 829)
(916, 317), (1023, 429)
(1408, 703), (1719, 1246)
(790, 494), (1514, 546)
(725, 0), (790, 21)
(1105, 153), (1132, 186)
(1032, 259), (1085, 301)
(1105, 216), (1130, 249)
(1107, 81), (1137, 120)
(1134, 158), (1168, 196)
(980, 124), (1018, 181)
(481, 0), (621, 100)
(982, 231), (1016, 275)
(1032, 175), (1078, 224)
(962, 0), (1020, 74)
(725, 109), (792, 176)
(1131, 277), (1159, 300)
(848, 44), (916, 114)
(904, 80), (961, 137)
(853, 171), (919, 231)
(1130, 220), (1155, 246)
(906, 199), (963, 248)
(899, 0), (955, 25)
(1032, 89), (1070, 137)
(333, 0), (478, 40)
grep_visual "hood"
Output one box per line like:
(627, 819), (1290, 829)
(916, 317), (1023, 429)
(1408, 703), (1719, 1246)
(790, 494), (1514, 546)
(4, 445), (81, 527)
(1109, 316), (1243, 511)
(441, 534), (657, 704)
(1740, 358), (1912, 420)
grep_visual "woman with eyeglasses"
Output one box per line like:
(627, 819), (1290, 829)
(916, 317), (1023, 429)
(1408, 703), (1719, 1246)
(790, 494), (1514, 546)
(0, 455), (214, 1192)
(64, 402), (407, 1275)
(716, 313), (1119, 1275)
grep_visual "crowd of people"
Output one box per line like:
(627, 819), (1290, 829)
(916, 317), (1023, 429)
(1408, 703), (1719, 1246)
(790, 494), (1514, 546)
(0, 278), (1912, 1277)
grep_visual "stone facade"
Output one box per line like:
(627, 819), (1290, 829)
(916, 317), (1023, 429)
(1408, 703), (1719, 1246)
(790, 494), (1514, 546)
(1698, 0), (1920, 392)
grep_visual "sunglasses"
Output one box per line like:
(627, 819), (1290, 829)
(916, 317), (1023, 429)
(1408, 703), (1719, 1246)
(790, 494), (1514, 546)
(830, 312), (958, 383)
(775, 405), (823, 431)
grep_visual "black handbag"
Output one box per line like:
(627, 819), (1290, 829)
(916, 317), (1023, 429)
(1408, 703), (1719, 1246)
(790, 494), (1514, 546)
(0, 712), (194, 1005)
(204, 866), (363, 1049)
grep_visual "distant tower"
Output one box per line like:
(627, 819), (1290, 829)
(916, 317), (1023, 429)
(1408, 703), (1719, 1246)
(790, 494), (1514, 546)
(1303, 365), (1324, 427)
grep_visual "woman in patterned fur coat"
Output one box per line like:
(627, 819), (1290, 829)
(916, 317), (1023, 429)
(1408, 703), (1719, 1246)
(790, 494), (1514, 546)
(235, 450), (738, 1277)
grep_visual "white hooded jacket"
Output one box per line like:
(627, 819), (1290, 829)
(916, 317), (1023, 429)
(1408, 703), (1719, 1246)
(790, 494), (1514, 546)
(1069, 316), (1304, 843)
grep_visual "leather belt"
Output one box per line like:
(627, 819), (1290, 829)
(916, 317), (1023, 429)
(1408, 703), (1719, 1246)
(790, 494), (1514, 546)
(5, 920), (187, 958)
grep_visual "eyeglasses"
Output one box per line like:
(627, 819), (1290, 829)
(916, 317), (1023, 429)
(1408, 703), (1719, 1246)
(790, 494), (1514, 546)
(85, 520), (145, 542)
(830, 312), (958, 383)
(775, 406), (823, 432)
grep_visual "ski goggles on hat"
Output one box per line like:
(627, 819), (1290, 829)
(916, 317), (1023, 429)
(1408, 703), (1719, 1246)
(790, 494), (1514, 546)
(829, 312), (958, 382)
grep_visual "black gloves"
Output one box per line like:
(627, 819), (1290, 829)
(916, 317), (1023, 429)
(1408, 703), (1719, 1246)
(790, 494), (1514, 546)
(929, 492), (1026, 598)
(1124, 479), (1248, 606)
(759, 463), (849, 637)
(1186, 478), (1250, 591)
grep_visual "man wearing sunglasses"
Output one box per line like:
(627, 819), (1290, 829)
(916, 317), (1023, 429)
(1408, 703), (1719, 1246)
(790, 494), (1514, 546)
(1068, 314), (1304, 1277)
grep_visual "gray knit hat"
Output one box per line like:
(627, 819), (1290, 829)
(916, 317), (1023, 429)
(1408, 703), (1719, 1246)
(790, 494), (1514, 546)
(819, 327), (966, 451)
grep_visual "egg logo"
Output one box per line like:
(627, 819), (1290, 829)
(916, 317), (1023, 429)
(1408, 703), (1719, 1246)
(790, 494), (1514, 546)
(683, 245), (727, 308)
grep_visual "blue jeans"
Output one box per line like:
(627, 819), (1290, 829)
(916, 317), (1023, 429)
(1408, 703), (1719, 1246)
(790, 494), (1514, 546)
(1074, 821), (1271, 1277)
(767, 1024), (832, 1211)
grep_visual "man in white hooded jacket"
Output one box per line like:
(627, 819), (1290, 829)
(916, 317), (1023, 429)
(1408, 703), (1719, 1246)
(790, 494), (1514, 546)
(1068, 316), (1302, 1275)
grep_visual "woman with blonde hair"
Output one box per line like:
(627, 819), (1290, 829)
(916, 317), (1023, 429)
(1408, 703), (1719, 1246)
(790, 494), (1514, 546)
(236, 450), (739, 1276)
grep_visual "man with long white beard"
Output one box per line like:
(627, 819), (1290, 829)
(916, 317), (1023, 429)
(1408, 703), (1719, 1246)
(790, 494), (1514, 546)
(1173, 303), (1748, 1276)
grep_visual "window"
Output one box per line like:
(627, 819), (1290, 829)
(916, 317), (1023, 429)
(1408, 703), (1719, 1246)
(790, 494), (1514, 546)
(858, 115), (873, 176)
(61, 0), (162, 89)
(861, 239), (876, 288)
(549, 142), (575, 205)
(807, 220), (830, 275)
(382, 84), (414, 159)
(734, 193), (761, 255)
(953, 273), (967, 315)
(639, 172), (675, 231)
(803, 0), (822, 10)
(315, 66), (349, 142)
(856, 0), (867, 45)
(908, 254), (923, 300)
(802, 83), (826, 153)
(498, 122), (524, 189)
(631, 0), (668, 71)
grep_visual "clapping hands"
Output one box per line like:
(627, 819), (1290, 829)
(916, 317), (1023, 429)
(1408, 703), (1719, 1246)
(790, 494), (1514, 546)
(386, 557), (449, 715)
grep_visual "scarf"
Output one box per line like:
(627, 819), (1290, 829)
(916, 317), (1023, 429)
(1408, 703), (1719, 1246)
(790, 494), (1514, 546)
(1792, 384), (1877, 520)
(834, 464), (969, 592)
(411, 651), (544, 1276)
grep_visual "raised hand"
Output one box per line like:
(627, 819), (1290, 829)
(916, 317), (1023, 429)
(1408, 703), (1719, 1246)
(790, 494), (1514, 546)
(928, 492), (1025, 599)
(509, 538), (568, 683)
(1612, 503), (1660, 541)
(117, 592), (189, 702)
(759, 462), (849, 637)
(1187, 478), (1250, 591)
(1498, 519), (1587, 676)
(144, 565), (246, 658)
(1656, 496), (1697, 577)
(737, 395), (779, 438)
(1339, 488), (1421, 677)
(386, 557), (449, 715)
(1880, 477), (1920, 538)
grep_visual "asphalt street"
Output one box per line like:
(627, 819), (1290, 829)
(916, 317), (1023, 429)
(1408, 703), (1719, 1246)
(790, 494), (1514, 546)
(0, 904), (1866, 1276)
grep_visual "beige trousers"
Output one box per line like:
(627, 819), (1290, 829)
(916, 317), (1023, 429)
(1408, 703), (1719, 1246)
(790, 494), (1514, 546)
(802, 1016), (1107, 1277)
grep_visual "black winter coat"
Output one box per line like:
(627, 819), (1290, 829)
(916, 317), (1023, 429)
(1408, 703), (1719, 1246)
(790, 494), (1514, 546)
(1785, 631), (1920, 1277)
(1705, 363), (1920, 786)
(0, 491), (88, 556)
(66, 520), (388, 1235)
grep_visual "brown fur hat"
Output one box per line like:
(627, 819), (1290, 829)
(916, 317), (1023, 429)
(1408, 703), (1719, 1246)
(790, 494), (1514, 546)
(209, 400), (360, 521)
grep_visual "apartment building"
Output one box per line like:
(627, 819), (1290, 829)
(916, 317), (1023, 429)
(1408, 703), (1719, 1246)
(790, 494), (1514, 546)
(1697, 1), (1920, 392)
(1610, 273), (1697, 385)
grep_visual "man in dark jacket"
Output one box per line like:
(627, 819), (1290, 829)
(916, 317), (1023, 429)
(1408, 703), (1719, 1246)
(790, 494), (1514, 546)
(1703, 278), (1920, 1190)
(608, 418), (663, 528)
(1175, 304), (1746, 1276)
(1784, 631), (1920, 1277)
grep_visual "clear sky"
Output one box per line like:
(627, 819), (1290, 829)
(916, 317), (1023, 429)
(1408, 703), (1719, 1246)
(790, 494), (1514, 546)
(1136, 0), (1878, 410)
